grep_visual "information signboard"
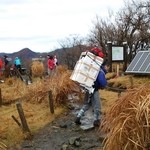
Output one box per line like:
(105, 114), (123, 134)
(112, 46), (124, 61)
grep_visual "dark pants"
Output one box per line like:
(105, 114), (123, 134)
(15, 65), (22, 74)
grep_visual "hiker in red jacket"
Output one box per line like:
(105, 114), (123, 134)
(47, 55), (55, 76)
(0, 57), (3, 76)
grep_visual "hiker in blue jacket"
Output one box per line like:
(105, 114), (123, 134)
(75, 63), (108, 127)
(14, 57), (22, 73)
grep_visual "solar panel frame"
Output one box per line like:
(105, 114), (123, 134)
(125, 50), (150, 74)
(146, 64), (150, 72)
(139, 54), (150, 72)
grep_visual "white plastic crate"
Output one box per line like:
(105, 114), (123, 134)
(70, 59), (82, 81)
(70, 51), (103, 88)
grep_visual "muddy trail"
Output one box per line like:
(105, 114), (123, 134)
(9, 102), (105, 150)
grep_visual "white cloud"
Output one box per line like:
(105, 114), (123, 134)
(0, 0), (124, 53)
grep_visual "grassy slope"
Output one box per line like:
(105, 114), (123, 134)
(0, 71), (149, 148)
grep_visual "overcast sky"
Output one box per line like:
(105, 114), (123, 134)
(0, 0), (124, 53)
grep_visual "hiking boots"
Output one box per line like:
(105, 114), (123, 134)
(75, 117), (100, 127)
(93, 120), (100, 127)
(75, 117), (81, 125)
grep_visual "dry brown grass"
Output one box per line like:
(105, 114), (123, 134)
(100, 89), (119, 113)
(22, 65), (80, 106)
(0, 65), (149, 149)
(0, 102), (64, 148)
(107, 74), (150, 89)
(0, 65), (80, 148)
(31, 61), (45, 77)
(0, 78), (26, 104)
(101, 84), (150, 150)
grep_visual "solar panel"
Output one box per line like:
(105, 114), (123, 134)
(126, 50), (150, 74)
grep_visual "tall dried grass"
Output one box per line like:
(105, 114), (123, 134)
(107, 75), (150, 89)
(0, 102), (64, 148)
(101, 84), (150, 150)
(0, 65), (80, 105)
(31, 61), (45, 77)
(0, 65), (80, 147)
(1, 78), (26, 104)
(22, 65), (80, 106)
(0, 142), (7, 150)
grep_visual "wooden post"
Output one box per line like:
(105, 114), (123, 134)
(28, 75), (32, 83)
(15, 68), (23, 81)
(0, 88), (2, 107)
(25, 79), (28, 85)
(129, 76), (133, 89)
(16, 102), (30, 133)
(48, 91), (54, 114)
(123, 44), (128, 72)
(107, 42), (112, 72)
(12, 115), (22, 128)
(116, 64), (119, 77)
(118, 91), (121, 98)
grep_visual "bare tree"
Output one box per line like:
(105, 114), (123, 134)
(88, 0), (150, 62)
(116, 0), (150, 61)
(58, 34), (86, 69)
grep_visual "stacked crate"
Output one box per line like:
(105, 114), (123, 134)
(70, 51), (103, 93)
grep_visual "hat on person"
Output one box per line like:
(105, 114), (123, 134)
(90, 47), (104, 58)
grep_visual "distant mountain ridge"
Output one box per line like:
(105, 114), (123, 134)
(11, 48), (42, 59)
(0, 45), (86, 70)
(0, 48), (49, 68)
(0, 48), (42, 58)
